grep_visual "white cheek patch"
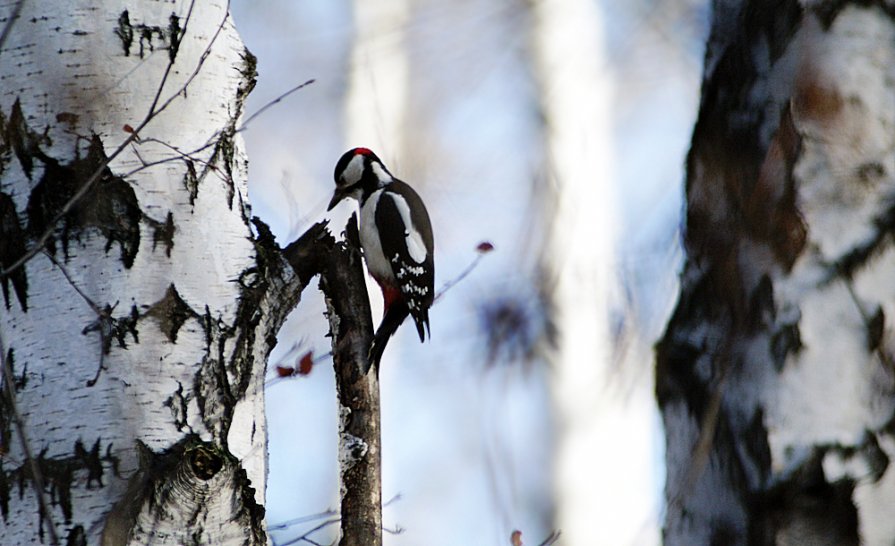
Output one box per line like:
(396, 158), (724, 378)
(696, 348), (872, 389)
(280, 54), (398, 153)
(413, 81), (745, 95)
(341, 154), (365, 188)
(390, 194), (427, 263)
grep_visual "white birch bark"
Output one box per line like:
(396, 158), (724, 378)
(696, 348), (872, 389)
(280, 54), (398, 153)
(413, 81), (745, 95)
(345, 0), (410, 159)
(0, 1), (283, 543)
(658, 2), (895, 544)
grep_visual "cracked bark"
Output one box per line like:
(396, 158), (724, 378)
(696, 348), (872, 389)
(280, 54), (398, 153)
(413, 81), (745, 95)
(285, 216), (381, 546)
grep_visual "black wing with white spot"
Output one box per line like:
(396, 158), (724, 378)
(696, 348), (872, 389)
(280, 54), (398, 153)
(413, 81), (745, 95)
(375, 180), (434, 340)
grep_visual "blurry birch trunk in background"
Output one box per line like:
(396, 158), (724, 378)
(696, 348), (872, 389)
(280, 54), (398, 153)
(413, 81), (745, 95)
(0, 1), (291, 543)
(531, 0), (628, 543)
(346, 0), (409, 162)
(658, 1), (895, 544)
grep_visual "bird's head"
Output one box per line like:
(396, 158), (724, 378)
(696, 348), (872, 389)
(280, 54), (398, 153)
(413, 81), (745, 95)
(328, 147), (392, 210)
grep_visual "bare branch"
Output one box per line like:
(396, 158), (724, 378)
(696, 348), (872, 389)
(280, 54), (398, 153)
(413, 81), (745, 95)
(434, 241), (493, 302)
(279, 517), (341, 546)
(0, 0), (25, 54)
(237, 78), (316, 132)
(41, 251), (117, 386)
(283, 218), (380, 546)
(145, 0), (198, 116)
(269, 508), (338, 532)
(537, 530), (562, 546)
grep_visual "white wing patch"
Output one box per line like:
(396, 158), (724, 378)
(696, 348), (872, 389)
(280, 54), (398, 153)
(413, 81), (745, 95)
(390, 193), (428, 263)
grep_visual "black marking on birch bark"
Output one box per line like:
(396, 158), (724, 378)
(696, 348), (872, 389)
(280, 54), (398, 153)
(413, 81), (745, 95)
(147, 210), (175, 257)
(167, 14), (182, 62)
(0, 350), (28, 468)
(145, 284), (199, 343)
(114, 10), (134, 56)
(811, 1), (895, 30)
(746, 275), (775, 331)
(770, 320), (802, 372)
(0, 463), (7, 522)
(867, 306), (885, 352)
(64, 525), (87, 546)
(26, 134), (142, 268)
(763, 449), (860, 545)
(0, 439), (119, 528)
(4, 98), (51, 180)
(828, 201), (895, 283)
(113, 10), (180, 60)
(0, 192), (27, 311)
(237, 49), (258, 104)
(0, 351), (14, 505)
(183, 49), (255, 212)
(183, 158), (199, 205)
(82, 303), (140, 354)
(164, 381), (191, 432)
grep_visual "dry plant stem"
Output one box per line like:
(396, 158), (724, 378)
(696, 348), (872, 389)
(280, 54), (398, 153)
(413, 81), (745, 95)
(0, 332), (59, 546)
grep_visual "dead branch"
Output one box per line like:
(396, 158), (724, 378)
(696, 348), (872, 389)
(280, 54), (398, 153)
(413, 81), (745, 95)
(283, 215), (380, 546)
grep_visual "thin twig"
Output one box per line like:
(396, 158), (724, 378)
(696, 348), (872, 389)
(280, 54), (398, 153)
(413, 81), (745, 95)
(268, 508), (338, 531)
(42, 251), (102, 314)
(434, 250), (487, 302)
(148, 0), (229, 119)
(0, 332), (59, 545)
(41, 251), (113, 386)
(537, 530), (562, 546)
(0, 0), (26, 55)
(237, 79), (316, 132)
(279, 517), (341, 546)
(145, 0), (198, 116)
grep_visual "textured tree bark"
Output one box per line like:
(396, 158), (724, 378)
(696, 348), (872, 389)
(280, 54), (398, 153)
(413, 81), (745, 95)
(286, 217), (381, 546)
(0, 1), (311, 544)
(658, 1), (895, 544)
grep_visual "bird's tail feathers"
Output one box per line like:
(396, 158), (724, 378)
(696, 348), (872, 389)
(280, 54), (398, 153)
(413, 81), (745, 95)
(369, 302), (410, 372)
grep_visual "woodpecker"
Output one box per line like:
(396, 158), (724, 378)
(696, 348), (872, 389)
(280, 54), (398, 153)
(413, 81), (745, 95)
(328, 147), (434, 368)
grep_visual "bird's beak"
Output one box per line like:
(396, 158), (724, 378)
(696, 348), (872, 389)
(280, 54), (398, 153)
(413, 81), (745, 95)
(327, 189), (345, 211)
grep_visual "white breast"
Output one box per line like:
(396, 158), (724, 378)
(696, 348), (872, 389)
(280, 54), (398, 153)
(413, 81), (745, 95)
(359, 188), (396, 284)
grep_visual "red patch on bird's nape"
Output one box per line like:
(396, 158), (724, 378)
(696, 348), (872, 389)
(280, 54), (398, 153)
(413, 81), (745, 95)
(354, 147), (373, 156)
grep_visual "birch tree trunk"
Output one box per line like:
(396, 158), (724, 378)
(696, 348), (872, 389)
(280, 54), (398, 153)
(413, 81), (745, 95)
(0, 1), (302, 543)
(658, 1), (895, 544)
(530, 0), (624, 543)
